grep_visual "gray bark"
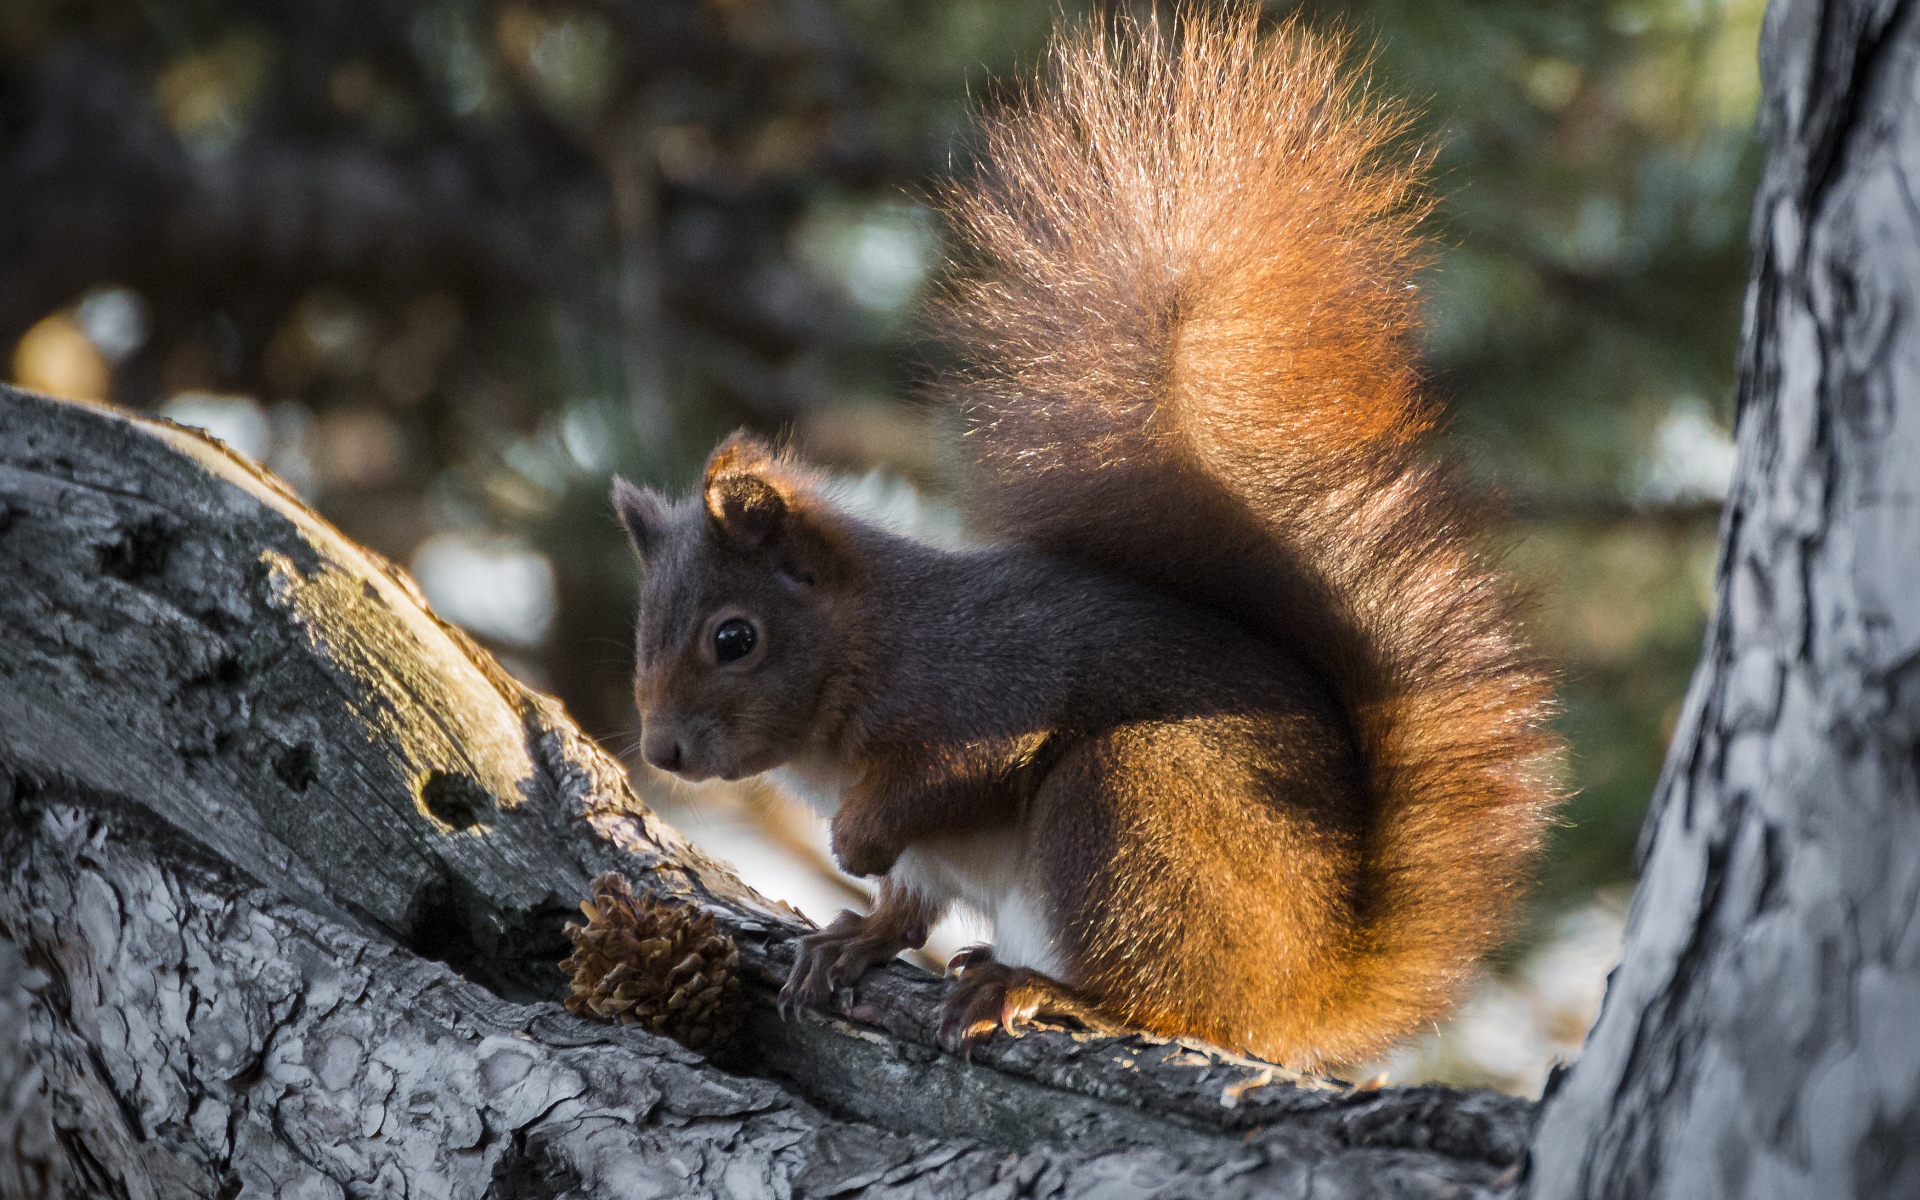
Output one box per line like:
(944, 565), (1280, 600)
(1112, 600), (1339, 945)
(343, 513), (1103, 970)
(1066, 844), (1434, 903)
(1528, 0), (1920, 1195)
(0, 384), (1531, 1198)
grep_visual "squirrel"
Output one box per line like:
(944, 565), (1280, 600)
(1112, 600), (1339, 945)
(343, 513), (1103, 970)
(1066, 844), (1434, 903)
(611, 5), (1561, 1072)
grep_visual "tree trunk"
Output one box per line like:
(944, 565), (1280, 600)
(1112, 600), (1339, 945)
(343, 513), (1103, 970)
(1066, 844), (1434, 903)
(0, 386), (1531, 1197)
(1528, 0), (1920, 1195)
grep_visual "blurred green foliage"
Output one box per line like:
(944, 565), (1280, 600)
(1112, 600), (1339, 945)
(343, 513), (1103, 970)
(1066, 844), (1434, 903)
(0, 0), (1761, 919)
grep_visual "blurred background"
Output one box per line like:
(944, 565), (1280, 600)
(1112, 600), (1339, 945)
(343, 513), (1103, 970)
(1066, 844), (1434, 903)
(1, 0), (1759, 1094)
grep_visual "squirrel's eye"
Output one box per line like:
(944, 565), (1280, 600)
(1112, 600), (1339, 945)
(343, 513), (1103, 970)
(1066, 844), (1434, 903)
(713, 618), (757, 664)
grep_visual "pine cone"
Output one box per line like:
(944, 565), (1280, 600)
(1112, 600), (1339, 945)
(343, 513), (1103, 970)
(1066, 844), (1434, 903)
(560, 872), (743, 1053)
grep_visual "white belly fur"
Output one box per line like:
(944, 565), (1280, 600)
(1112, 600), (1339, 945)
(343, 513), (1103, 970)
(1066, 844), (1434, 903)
(892, 828), (1071, 982)
(767, 755), (1069, 981)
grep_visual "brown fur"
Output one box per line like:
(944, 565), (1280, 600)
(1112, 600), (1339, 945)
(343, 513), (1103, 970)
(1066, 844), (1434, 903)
(616, 6), (1561, 1072)
(933, 5), (1562, 1065)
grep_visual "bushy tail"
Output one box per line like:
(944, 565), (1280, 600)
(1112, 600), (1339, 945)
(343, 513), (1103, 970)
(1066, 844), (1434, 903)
(935, 6), (1562, 1057)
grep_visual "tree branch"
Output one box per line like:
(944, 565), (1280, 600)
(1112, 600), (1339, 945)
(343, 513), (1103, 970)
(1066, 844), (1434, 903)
(0, 385), (1530, 1197)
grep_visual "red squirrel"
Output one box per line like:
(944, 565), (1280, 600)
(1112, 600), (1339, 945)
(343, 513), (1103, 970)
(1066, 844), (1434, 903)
(611, 6), (1561, 1072)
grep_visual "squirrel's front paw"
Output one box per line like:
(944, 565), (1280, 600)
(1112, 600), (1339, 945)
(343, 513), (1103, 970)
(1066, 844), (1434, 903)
(829, 814), (901, 878)
(779, 909), (916, 1017)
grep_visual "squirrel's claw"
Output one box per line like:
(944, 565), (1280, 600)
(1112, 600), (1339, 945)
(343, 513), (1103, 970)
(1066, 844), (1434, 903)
(781, 908), (917, 1019)
(945, 944), (995, 976)
(935, 951), (1113, 1057)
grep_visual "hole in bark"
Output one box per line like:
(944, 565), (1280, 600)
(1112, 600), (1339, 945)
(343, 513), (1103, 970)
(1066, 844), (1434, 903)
(403, 874), (572, 1004)
(273, 743), (318, 792)
(419, 770), (491, 830)
(98, 515), (174, 582)
(407, 876), (482, 979)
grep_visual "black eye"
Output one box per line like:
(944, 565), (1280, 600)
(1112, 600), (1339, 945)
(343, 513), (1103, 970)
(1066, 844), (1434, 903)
(713, 618), (757, 664)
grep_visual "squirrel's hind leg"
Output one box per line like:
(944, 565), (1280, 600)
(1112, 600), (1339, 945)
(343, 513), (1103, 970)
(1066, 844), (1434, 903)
(781, 880), (942, 1018)
(937, 946), (1120, 1056)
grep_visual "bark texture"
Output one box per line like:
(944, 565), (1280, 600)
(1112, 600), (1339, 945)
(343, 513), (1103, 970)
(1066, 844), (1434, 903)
(0, 385), (1532, 1197)
(1529, 1), (1920, 1195)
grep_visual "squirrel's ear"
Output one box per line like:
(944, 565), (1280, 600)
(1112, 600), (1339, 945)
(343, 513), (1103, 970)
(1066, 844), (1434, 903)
(611, 477), (670, 560)
(702, 433), (790, 550)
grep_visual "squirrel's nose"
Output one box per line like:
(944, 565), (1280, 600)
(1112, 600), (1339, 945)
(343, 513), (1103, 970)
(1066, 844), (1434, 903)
(642, 731), (684, 774)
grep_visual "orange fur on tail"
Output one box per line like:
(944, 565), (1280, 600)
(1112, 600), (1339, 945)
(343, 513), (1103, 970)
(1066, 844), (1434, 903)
(936, 6), (1562, 1061)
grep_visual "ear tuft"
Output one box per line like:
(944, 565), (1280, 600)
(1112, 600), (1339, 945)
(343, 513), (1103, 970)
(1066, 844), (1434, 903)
(702, 433), (789, 548)
(612, 477), (669, 560)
